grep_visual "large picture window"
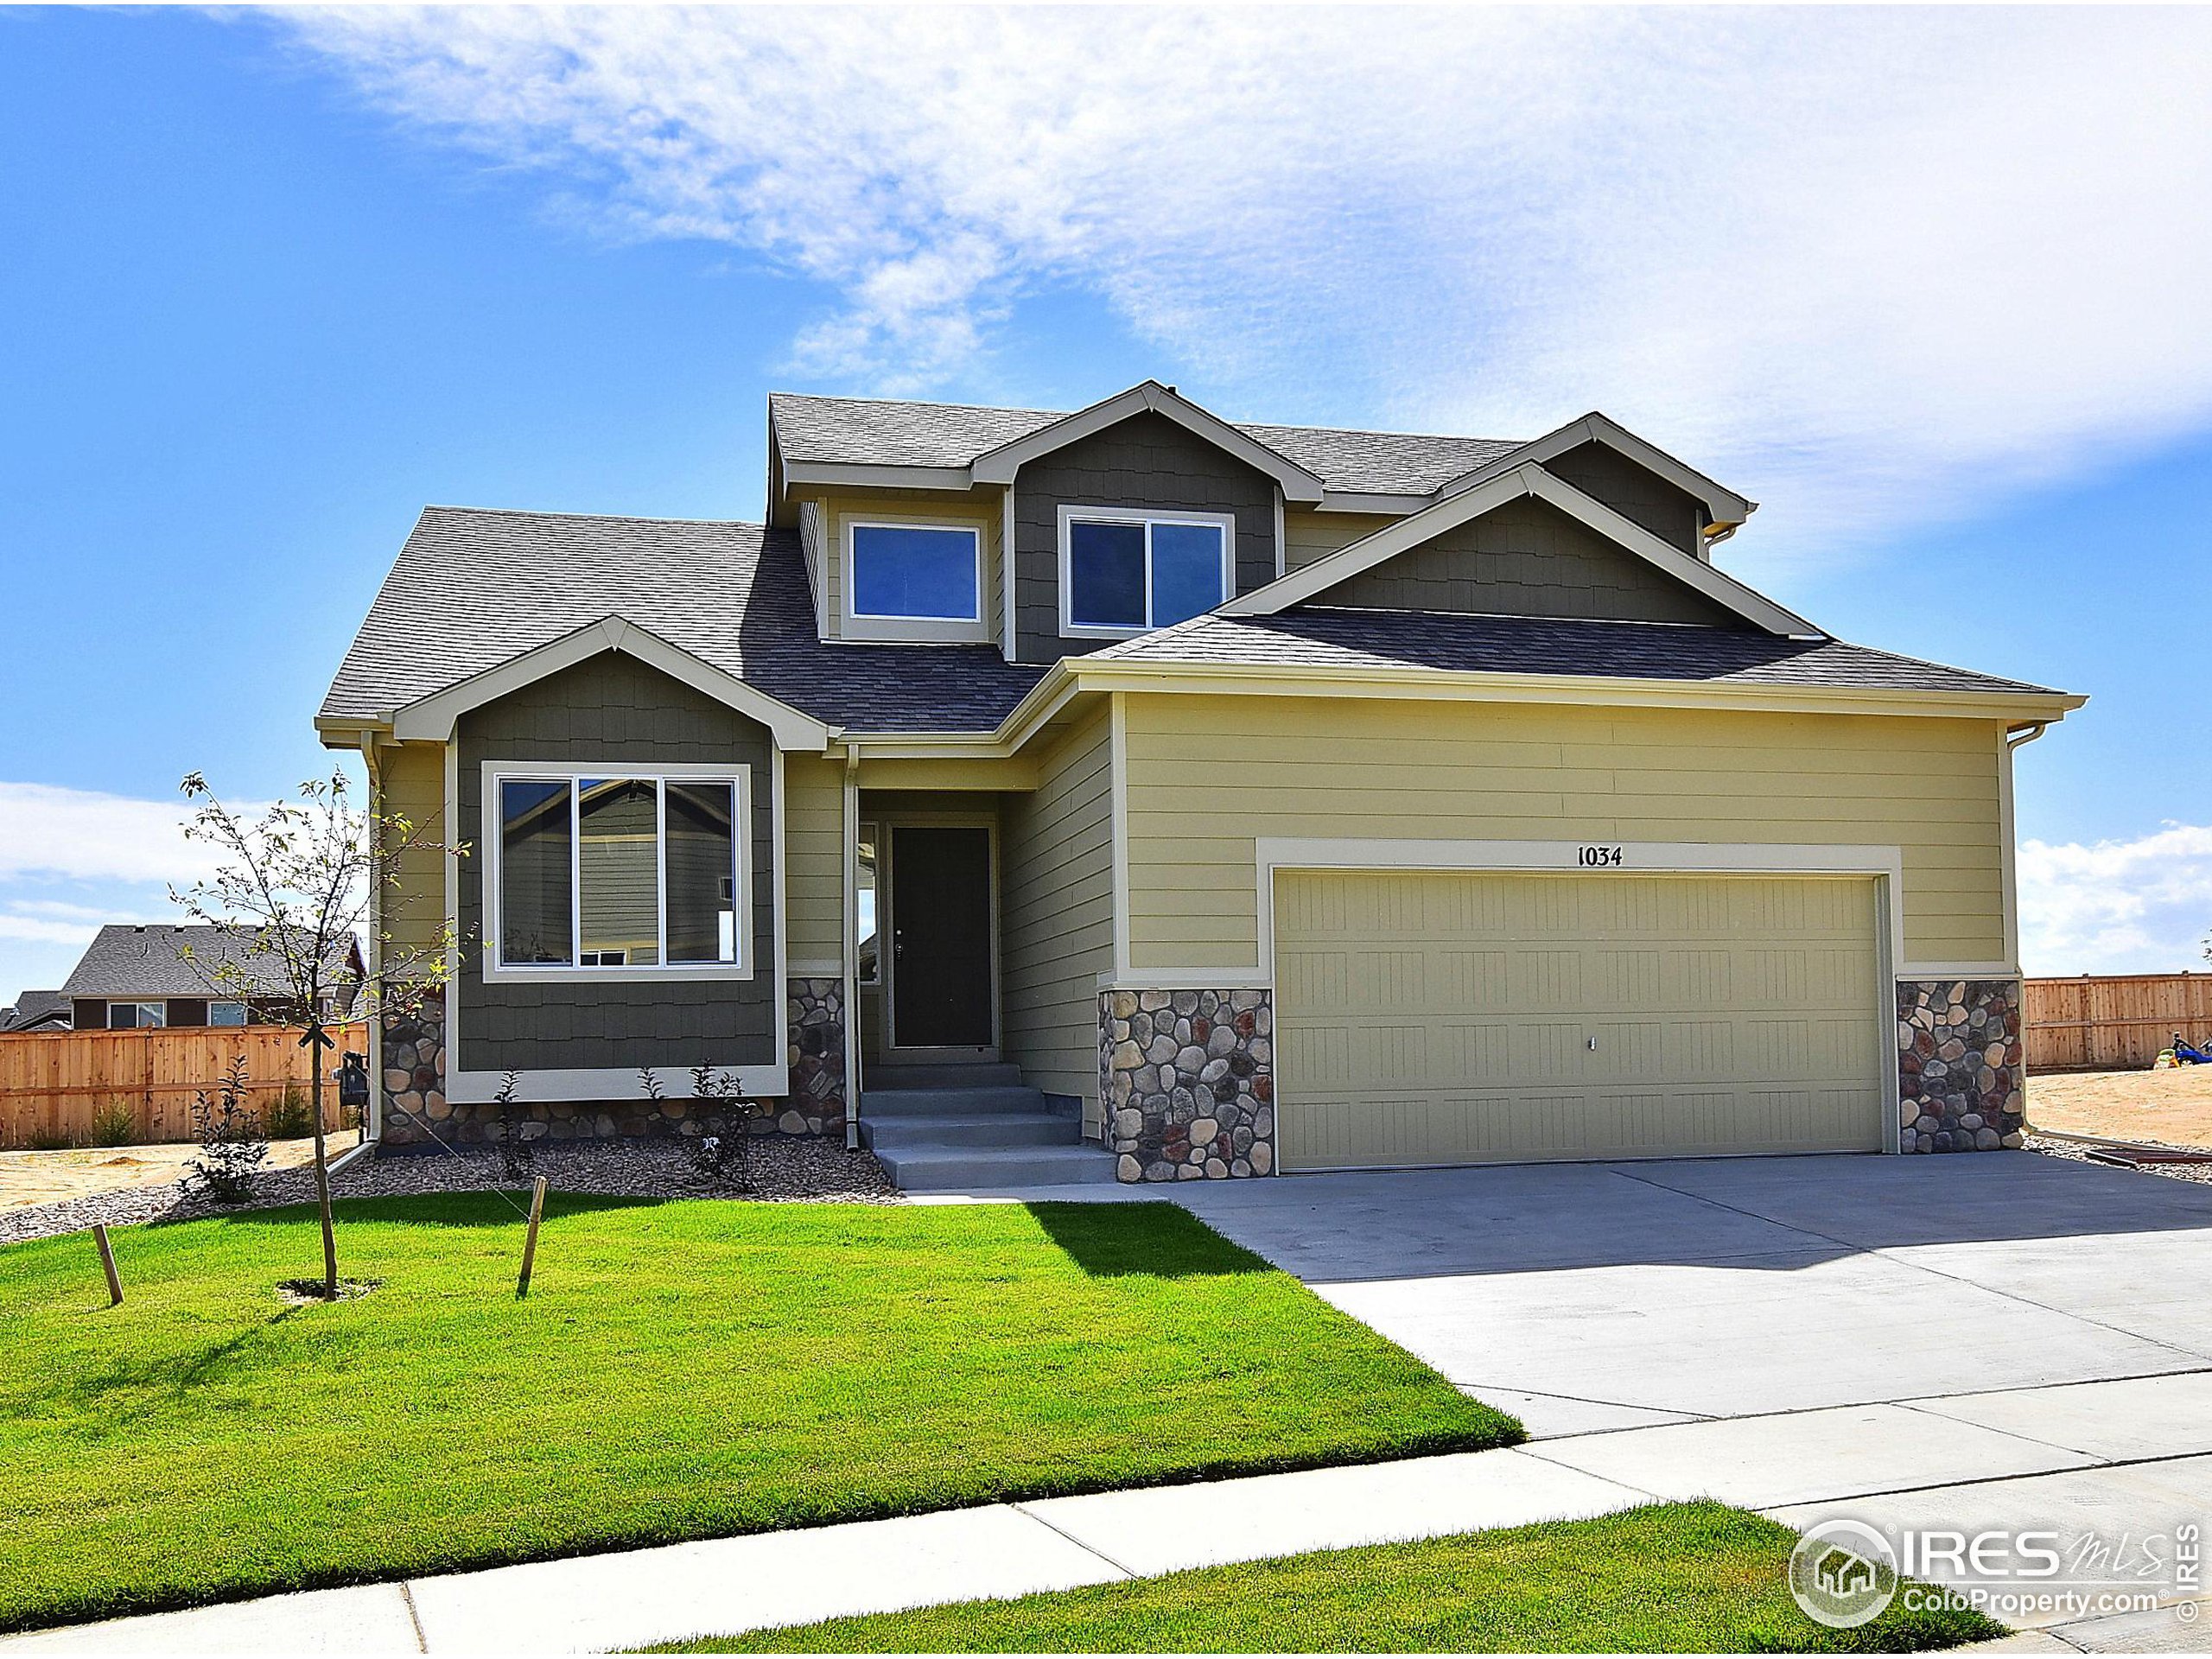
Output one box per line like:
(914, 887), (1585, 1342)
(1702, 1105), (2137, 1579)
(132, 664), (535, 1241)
(848, 523), (982, 623)
(1059, 508), (1232, 636)
(490, 768), (747, 975)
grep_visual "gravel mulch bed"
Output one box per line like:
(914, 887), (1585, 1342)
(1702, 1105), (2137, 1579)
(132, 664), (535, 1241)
(0, 1136), (900, 1247)
(2026, 1132), (2212, 1185)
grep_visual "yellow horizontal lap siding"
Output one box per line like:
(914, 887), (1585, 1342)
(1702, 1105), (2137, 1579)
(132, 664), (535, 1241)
(1281, 509), (1401, 572)
(1275, 869), (1886, 1168)
(784, 754), (846, 966)
(377, 741), (448, 959)
(999, 709), (1116, 1134)
(1121, 694), (2006, 969)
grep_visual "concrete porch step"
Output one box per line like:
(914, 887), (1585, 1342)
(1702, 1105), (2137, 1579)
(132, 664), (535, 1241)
(872, 1141), (1119, 1191)
(864, 1113), (1077, 1152)
(859, 1084), (1050, 1117)
(866, 1061), (1023, 1090)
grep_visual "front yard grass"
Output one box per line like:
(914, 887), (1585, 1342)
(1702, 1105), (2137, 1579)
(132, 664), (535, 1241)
(655, 1502), (2004, 1654)
(0, 1193), (1516, 1631)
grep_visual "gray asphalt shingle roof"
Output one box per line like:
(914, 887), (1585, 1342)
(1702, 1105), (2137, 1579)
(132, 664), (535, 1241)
(1, 990), (67, 1033)
(768, 393), (1522, 497)
(60, 925), (361, 1001)
(320, 507), (1049, 734)
(1086, 607), (2061, 698)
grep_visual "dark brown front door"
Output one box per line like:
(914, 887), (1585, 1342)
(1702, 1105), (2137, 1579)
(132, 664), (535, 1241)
(890, 825), (994, 1049)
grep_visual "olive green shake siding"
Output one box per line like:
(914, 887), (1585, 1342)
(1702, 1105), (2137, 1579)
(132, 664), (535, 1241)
(998, 708), (1116, 1134)
(1543, 438), (1708, 555)
(1013, 410), (1280, 664)
(454, 652), (779, 1074)
(1307, 497), (1746, 626)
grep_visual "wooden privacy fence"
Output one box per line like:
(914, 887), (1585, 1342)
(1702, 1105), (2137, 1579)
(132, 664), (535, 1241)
(2024, 975), (2212, 1071)
(0, 1023), (365, 1148)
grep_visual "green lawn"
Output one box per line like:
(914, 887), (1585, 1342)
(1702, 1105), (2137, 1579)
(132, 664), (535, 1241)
(0, 1194), (1516, 1631)
(655, 1503), (2004, 1654)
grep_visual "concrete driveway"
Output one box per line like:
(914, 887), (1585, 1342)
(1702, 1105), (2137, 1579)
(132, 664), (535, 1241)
(1172, 1151), (2212, 1646)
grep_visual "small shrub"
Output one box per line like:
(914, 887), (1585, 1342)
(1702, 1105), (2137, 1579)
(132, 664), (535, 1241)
(182, 1055), (270, 1205)
(88, 1101), (137, 1147)
(685, 1063), (760, 1190)
(27, 1129), (75, 1152)
(261, 1081), (312, 1141)
(493, 1070), (532, 1184)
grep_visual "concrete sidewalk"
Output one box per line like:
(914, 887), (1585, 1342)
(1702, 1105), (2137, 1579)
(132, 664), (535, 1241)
(12, 1373), (2211, 1654)
(0, 1447), (1643, 1655)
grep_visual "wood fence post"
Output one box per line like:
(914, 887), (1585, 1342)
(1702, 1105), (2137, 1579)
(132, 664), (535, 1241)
(517, 1177), (548, 1300)
(92, 1224), (122, 1306)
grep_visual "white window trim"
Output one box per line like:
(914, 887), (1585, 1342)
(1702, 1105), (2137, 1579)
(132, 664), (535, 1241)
(481, 762), (754, 984)
(841, 518), (993, 643)
(1058, 504), (1236, 639)
(208, 1001), (248, 1027)
(111, 1001), (165, 1029)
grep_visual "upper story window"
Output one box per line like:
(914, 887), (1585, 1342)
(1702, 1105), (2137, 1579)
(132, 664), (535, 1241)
(844, 521), (988, 641)
(487, 767), (750, 978)
(1058, 506), (1234, 639)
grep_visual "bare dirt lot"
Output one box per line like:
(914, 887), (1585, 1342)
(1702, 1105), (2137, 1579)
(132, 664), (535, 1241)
(2027, 1064), (2212, 1147)
(0, 1130), (361, 1212)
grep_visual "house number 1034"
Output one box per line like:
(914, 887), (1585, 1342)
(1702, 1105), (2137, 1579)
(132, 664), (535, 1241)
(1576, 845), (1625, 868)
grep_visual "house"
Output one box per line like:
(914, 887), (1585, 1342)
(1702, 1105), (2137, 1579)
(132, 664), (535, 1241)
(0, 990), (70, 1034)
(318, 381), (2081, 1185)
(59, 925), (362, 1033)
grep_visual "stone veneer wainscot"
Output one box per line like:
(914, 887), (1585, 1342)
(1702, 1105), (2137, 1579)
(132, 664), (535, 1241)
(376, 978), (848, 1146)
(1897, 978), (2025, 1152)
(1100, 988), (1274, 1181)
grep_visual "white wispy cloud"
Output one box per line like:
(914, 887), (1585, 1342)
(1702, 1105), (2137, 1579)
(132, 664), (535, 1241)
(2020, 823), (2212, 976)
(268, 7), (2212, 562)
(0, 782), (221, 887)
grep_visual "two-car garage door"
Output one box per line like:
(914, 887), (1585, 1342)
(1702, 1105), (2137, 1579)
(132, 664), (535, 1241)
(1274, 870), (1885, 1170)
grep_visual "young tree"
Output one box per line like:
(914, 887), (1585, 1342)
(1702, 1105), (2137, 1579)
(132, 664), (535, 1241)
(172, 769), (466, 1299)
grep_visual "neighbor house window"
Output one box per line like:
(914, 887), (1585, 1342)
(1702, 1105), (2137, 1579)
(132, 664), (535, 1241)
(107, 1001), (164, 1029)
(208, 1001), (247, 1027)
(490, 769), (747, 973)
(848, 523), (982, 623)
(1060, 508), (1232, 636)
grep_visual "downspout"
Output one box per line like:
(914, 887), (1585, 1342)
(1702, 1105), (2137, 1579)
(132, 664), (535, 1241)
(2007, 721), (2050, 752)
(357, 733), (384, 1148)
(842, 746), (862, 1152)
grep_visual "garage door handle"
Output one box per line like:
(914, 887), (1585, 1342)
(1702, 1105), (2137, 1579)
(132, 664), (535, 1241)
(1587, 1037), (1598, 1050)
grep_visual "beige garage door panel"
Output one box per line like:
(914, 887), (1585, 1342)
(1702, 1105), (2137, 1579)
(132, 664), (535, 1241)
(1275, 871), (1885, 1170)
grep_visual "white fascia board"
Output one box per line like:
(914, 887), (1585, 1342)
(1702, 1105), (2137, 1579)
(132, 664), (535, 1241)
(969, 381), (1328, 503)
(1220, 462), (1820, 637)
(779, 461), (976, 492)
(388, 617), (838, 751)
(1431, 412), (1755, 529)
(1314, 491), (1433, 515)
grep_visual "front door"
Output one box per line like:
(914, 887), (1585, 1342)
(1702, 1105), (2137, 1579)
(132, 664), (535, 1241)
(890, 825), (995, 1050)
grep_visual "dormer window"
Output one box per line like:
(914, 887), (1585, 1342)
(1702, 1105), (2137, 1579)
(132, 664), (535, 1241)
(843, 520), (989, 642)
(1058, 506), (1234, 638)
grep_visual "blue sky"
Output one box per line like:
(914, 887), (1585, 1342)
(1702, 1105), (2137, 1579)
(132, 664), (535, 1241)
(3, 6), (2210, 1002)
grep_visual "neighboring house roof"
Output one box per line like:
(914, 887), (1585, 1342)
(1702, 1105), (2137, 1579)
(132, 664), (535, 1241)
(59, 925), (360, 1001)
(0, 990), (68, 1033)
(769, 391), (1525, 499)
(319, 507), (1049, 736)
(1084, 607), (2064, 700)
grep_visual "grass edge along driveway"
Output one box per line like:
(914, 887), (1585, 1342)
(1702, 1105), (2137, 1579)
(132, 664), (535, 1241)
(0, 1192), (1518, 1632)
(652, 1502), (2006, 1654)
